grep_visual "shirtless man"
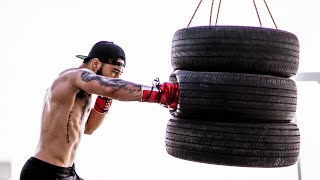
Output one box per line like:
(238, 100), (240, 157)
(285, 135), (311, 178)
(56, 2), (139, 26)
(19, 41), (179, 180)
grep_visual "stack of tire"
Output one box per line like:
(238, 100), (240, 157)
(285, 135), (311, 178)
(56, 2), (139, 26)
(166, 26), (300, 168)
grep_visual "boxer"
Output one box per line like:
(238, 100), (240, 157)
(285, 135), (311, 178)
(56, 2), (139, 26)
(20, 41), (179, 180)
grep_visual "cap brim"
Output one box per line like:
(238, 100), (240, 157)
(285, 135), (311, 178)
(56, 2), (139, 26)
(76, 55), (87, 60)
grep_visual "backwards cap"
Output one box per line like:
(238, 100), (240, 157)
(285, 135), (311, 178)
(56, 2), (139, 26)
(76, 41), (126, 67)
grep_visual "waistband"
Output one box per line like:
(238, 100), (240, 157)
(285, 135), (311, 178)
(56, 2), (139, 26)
(28, 157), (75, 174)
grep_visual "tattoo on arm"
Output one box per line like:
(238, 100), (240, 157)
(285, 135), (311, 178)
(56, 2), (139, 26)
(80, 71), (141, 94)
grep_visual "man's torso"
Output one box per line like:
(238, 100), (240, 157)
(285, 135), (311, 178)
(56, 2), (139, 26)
(34, 68), (92, 167)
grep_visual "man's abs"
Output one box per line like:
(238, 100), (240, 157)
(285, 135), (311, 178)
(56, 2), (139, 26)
(34, 86), (92, 167)
(34, 102), (88, 167)
(34, 134), (80, 167)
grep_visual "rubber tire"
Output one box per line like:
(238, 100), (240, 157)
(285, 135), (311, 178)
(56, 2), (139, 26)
(169, 71), (178, 83)
(165, 117), (300, 168)
(172, 70), (297, 122)
(171, 26), (299, 77)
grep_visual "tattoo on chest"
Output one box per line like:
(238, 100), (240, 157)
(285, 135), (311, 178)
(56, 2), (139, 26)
(66, 111), (73, 143)
(80, 71), (141, 94)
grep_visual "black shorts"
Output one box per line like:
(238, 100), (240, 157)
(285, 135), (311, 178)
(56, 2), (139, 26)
(20, 157), (83, 180)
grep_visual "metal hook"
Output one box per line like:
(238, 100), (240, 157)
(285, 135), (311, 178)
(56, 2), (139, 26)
(152, 77), (160, 87)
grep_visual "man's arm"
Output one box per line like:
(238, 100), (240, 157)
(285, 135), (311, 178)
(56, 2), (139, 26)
(85, 96), (112, 134)
(73, 69), (142, 101)
(72, 68), (179, 134)
(71, 68), (179, 109)
(84, 108), (106, 134)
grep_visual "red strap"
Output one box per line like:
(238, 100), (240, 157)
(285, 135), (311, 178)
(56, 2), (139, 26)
(94, 96), (113, 114)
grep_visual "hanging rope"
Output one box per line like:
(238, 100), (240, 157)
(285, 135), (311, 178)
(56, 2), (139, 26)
(209, 0), (215, 25)
(187, 0), (203, 27)
(253, 0), (262, 27)
(188, 0), (277, 28)
(215, 0), (222, 25)
(263, 0), (278, 28)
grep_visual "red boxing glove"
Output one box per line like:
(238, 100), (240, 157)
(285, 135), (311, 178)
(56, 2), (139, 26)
(141, 78), (179, 110)
(94, 96), (113, 114)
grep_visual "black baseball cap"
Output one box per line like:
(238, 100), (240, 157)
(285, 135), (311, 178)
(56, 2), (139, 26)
(76, 41), (126, 67)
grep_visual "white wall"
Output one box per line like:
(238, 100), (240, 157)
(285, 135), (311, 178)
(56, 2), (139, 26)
(0, 0), (319, 179)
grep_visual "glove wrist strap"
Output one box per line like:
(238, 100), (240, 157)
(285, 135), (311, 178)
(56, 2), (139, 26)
(94, 96), (112, 114)
(141, 78), (162, 103)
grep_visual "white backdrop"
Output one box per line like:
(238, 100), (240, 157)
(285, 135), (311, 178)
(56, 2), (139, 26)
(0, 0), (319, 179)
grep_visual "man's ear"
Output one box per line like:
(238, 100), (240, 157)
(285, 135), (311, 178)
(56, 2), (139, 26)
(91, 58), (101, 72)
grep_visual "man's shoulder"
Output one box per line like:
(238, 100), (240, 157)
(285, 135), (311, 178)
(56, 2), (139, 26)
(58, 68), (77, 76)
(77, 68), (94, 74)
(60, 68), (94, 75)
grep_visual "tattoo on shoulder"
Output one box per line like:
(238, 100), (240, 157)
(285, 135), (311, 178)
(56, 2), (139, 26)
(80, 71), (141, 94)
